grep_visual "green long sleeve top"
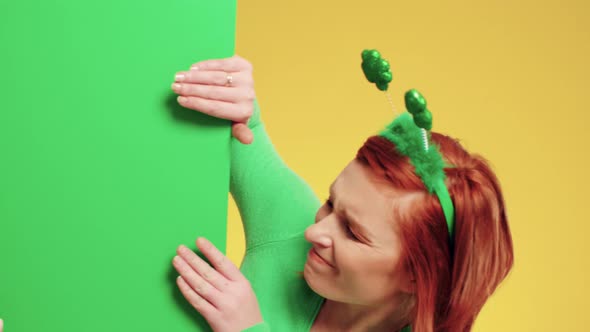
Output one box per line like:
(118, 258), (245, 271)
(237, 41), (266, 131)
(230, 100), (325, 331)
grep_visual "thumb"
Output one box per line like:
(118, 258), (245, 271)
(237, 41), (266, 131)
(231, 122), (254, 145)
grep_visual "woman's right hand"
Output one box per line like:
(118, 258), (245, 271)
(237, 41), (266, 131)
(171, 55), (256, 145)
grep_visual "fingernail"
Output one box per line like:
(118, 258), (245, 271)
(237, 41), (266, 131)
(178, 96), (187, 104)
(175, 73), (185, 82)
(198, 237), (210, 247)
(171, 83), (181, 92)
(191, 65), (199, 70)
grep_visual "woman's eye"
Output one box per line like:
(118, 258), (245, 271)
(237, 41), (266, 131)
(325, 198), (359, 241)
(345, 224), (359, 240)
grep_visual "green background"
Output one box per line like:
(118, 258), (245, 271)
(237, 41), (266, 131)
(0, 0), (235, 330)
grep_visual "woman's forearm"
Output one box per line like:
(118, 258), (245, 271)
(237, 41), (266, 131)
(229, 99), (321, 249)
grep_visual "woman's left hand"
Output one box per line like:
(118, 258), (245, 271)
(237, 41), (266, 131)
(172, 237), (263, 332)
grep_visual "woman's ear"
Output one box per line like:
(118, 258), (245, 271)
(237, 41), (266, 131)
(399, 263), (417, 294)
(401, 276), (416, 294)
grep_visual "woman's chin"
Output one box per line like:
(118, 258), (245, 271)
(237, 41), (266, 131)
(303, 262), (315, 285)
(303, 263), (326, 296)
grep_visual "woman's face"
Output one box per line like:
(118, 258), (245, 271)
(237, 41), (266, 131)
(303, 159), (416, 305)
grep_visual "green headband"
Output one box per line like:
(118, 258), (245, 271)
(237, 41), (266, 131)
(361, 49), (455, 239)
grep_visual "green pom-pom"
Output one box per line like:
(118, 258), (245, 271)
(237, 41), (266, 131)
(377, 82), (389, 91)
(405, 89), (427, 114)
(404, 89), (433, 130)
(362, 49), (380, 61)
(379, 59), (390, 71)
(381, 71), (392, 82)
(413, 111), (433, 130)
(361, 49), (393, 91)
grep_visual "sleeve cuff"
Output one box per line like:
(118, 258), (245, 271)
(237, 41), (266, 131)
(246, 99), (262, 129)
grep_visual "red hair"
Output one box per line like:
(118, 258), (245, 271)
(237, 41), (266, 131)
(356, 133), (513, 332)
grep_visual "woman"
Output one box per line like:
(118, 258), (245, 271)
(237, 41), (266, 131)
(170, 55), (514, 332)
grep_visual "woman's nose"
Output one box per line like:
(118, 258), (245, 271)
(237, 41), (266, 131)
(304, 221), (332, 248)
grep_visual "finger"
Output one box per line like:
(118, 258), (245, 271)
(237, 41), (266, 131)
(175, 70), (229, 86)
(176, 70), (251, 88)
(0, 318), (3, 332)
(171, 83), (253, 104)
(196, 237), (243, 282)
(232, 122), (254, 145)
(176, 276), (217, 320)
(191, 55), (252, 73)
(173, 255), (224, 307)
(177, 245), (229, 291)
(177, 96), (251, 123)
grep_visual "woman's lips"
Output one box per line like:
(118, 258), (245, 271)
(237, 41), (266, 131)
(308, 248), (333, 268)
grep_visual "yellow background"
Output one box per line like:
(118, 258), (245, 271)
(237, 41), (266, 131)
(229, 0), (590, 330)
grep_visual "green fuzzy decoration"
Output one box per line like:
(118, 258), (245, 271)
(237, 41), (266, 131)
(361, 49), (393, 91)
(378, 113), (445, 193)
(404, 89), (433, 130)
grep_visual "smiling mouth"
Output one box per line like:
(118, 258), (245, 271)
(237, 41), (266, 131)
(309, 248), (333, 268)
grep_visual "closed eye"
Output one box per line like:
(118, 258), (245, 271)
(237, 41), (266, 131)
(324, 198), (359, 241)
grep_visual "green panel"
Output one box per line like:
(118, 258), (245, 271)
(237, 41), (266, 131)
(0, 0), (235, 331)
